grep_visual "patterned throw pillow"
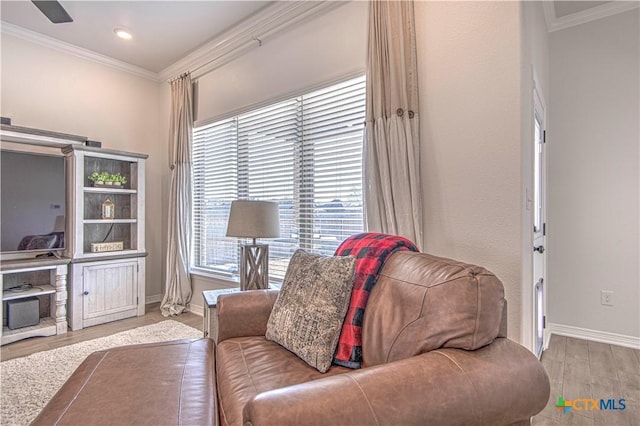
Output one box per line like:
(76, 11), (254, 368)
(266, 249), (356, 373)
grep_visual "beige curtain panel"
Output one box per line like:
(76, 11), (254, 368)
(364, 0), (423, 249)
(161, 73), (194, 316)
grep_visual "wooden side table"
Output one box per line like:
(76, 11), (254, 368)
(203, 288), (241, 343)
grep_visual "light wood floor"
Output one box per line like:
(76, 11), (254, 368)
(532, 335), (640, 425)
(1, 303), (203, 361)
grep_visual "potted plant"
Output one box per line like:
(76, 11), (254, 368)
(88, 171), (110, 186)
(111, 173), (127, 187)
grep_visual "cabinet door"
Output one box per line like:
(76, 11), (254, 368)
(82, 261), (138, 327)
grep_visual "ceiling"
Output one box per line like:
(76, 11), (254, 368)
(0, 0), (272, 73)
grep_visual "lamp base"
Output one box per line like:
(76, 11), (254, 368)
(240, 244), (269, 290)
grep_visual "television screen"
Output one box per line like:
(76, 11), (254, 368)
(1, 150), (66, 253)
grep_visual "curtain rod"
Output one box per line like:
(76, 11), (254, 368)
(168, 72), (190, 84)
(168, 37), (263, 83)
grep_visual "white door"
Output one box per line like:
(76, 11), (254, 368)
(532, 85), (546, 359)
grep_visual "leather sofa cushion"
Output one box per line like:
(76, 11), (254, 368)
(31, 339), (215, 426)
(363, 252), (505, 367)
(217, 336), (350, 426)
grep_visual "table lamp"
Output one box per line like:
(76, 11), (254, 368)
(226, 200), (280, 290)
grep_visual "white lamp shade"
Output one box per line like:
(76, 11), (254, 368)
(226, 200), (280, 239)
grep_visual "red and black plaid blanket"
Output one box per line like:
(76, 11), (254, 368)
(334, 232), (418, 368)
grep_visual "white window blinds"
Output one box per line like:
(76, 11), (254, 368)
(192, 75), (365, 281)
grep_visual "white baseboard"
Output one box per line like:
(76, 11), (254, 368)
(548, 323), (640, 350)
(145, 294), (205, 317)
(188, 302), (205, 317)
(145, 294), (162, 304)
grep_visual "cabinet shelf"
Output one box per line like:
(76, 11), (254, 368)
(2, 284), (56, 301)
(84, 187), (137, 194)
(80, 249), (139, 259)
(1, 317), (57, 345)
(1, 258), (68, 345)
(70, 148), (146, 261)
(83, 219), (137, 224)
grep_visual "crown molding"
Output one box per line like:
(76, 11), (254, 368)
(158, 1), (344, 82)
(543, 1), (639, 33)
(542, 2), (557, 32)
(0, 22), (158, 81)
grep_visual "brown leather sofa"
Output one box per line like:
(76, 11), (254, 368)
(34, 252), (550, 426)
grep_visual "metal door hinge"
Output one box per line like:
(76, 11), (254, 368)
(543, 315), (546, 328)
(543, 130), (546, 143)
(543, 223), (546, 236)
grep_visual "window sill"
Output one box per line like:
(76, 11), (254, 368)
(189, 268), (281, 290)
(190, 268), (238, 285)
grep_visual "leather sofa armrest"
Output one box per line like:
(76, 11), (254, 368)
(217, 289), (279, 343)
(243, 338), (549, 426)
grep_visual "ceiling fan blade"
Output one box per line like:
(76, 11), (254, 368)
(32, 1), (73, 24)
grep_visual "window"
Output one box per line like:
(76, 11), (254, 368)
(533, 112), (544, 233)
(192, 75), (366, 281)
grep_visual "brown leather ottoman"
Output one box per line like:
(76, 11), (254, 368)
(32, 339), (216, 426)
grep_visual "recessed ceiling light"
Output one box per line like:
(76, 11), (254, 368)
(114, 28), (132, 40)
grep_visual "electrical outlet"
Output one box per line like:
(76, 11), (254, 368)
(601, 290), (614, 306)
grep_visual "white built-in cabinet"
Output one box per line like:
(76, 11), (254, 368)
(63, 145), (147, 330)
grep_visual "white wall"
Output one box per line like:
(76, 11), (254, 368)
(1, 34), (165, 302)
(187, 1), (368, 312)
(415, 1), (524, 342)
(548, 9), (640, 339)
